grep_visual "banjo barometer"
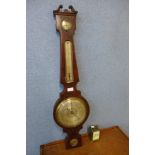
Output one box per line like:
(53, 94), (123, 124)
(53, 5), (90, 149)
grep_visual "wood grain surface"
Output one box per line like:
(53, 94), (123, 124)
(40, 126), (129, 155)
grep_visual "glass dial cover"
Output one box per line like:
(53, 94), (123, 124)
(55, 97), (88, 128)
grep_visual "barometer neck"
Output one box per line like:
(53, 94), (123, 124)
(53, 5), (79, 89)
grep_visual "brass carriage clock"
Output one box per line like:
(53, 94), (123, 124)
(53, 5), (90, 149)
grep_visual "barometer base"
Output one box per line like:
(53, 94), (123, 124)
(65, 134), (81, 149)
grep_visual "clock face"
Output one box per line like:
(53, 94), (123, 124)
(54, 97), (88, 128)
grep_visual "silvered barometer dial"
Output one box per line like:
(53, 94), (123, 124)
(55, 97), (88, 128)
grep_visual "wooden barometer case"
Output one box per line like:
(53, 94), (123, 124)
(53, 5), (90, 149)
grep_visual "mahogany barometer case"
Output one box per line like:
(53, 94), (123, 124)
(53, 5), (90, 149)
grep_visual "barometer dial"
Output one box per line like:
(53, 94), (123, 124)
(55, 97), (88, 128)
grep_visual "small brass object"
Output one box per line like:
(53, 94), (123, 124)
(62, 20), (72, 31)
(88, 125), (100, 141)
(65, 41), (74, 83)
(70, 138), (78, 147)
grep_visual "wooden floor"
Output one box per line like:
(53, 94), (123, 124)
(40, 126), (129, 155)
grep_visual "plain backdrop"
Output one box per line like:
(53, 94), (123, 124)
(27, 0), (129, 155)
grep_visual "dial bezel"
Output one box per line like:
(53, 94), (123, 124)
(54, 96), (89, 129)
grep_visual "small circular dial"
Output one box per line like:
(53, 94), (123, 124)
(62, 20), (72, 31)
(55, 97), (88, 128)
(70, 139), (78, 147)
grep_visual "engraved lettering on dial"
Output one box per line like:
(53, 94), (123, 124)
(55, 97), (88, 128)
(62, 20), (72, 31)
(65, 41), (74, 83)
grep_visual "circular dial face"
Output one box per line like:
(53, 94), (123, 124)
(61, 20), (72, 31)
(55, 97), (88, 128)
